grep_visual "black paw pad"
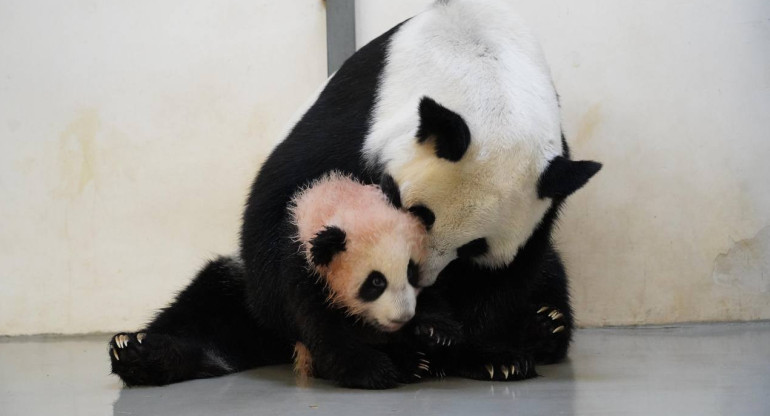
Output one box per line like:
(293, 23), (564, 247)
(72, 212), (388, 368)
(414, 318), (463, 348)
(109, 332), (164, 387)
(410, 351), (433, 381)
(536, 306), (567, 335)
(110, 332), (147, 362)
(458, 352), (537, 382)
(534, 305), (571, 364)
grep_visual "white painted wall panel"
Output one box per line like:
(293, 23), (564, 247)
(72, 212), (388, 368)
(0, 0), (327, 335)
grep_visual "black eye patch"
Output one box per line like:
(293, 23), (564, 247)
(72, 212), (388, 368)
(358, 271), (387, 302)
(407, 260), (419, 288)
(456, 238), (489, 259)
(408, 205), (435, 230)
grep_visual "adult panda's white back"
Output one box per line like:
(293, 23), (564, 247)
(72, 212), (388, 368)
(363, 0), (565, 285)
(364, 0), (561, 164)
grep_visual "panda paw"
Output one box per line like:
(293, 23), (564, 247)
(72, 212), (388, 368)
(110, 332), (147, 362)
(413, 316), (463, 348)
(403, 351), (433, 383)
(457, 351), (537, 382)
(534, 305), (571, 363)
(110, 332), (174, 387)
(536, 306), (567, 335)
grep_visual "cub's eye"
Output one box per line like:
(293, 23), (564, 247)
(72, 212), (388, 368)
(371, 273), (386, 288)
(407, 260), (419, 288)
(408, 205), (435, 231)
(456, 238), (489, 259)
(359, 271), (388, 302)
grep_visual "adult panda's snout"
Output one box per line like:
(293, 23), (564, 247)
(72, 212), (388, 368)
(419, 250), (456, 287)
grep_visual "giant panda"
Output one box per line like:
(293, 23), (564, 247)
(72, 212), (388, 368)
(109, 0), (600, 385)
(111, 173), (455, 388)
(240, 0), (600, 380)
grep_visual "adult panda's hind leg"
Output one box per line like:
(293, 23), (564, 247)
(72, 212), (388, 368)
(109, 256), (292, 386)
(109, 332), (232, 386)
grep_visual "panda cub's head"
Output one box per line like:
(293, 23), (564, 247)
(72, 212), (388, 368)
(290, 172), (427, 332)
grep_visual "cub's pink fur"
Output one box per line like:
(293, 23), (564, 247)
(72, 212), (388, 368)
(289, 172), (426, 315)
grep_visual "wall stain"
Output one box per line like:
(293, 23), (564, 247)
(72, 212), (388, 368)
(575, 103), (602, 146)
(57, 109), (100, 198)
(713, 226), (770, 293)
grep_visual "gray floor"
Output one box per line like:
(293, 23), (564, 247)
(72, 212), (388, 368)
(1, 323), (768, 416)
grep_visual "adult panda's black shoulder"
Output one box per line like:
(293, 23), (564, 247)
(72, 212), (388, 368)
(238, 22), (404, 325)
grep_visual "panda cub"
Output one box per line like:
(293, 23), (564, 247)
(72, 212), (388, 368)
(282, 172), (449, 388)
(109, 172), (454, 388)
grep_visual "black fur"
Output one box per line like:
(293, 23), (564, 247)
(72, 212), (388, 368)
(538, 156), (602, 199)
(309, 226), (347, 267)
(109, 257), (290, 386)
(416, 97), (471, 162)
(379, 174), (402, 209)
(456, 238), (489, 259)
(407, 205), (435, 231)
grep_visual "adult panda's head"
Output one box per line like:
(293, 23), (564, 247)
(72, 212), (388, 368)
(373, 98), (602, 286)
(355, 0), (602, 286)
(291, 173), (427, 332)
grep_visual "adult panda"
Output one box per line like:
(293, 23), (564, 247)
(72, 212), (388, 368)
(109, 0), (600, 385)
(242, 0), (600, 380)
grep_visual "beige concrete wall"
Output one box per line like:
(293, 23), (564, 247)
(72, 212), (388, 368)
(0, 0), (327, 335)
(2, 1), (768, 335)
(356, 0), (770, 326)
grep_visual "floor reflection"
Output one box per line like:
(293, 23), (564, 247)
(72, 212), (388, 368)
(112, 361), (577, 415)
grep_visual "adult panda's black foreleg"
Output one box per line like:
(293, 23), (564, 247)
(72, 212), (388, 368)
(109, 257), (292, 386)
(526, 246), (574, 364)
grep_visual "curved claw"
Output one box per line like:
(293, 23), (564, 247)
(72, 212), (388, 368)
(553, 325), (565, 334)
(511, 364), (517, 375)
(485, 364), (494, 379)
(501, 365), (509, 380)
(111, 347), (119, 361)
(537, 306), (549, 314)
(137, 333), (146, 344)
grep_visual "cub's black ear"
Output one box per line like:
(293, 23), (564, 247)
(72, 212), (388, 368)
(416, 97), (471, 162)
(379, 174), (402, 209)
(538, 156), (602, 199)
(309, 226), (347, 267)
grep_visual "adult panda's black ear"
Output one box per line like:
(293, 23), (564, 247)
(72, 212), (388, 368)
(379, 174), (402, 209)
(309, 226), (347, 267)
(538, 156), (602, 199)
(416, 97), (471, 162)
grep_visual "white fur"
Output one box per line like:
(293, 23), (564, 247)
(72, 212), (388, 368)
(360, 236), (419, 331)
(362, 0), (563, 285)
